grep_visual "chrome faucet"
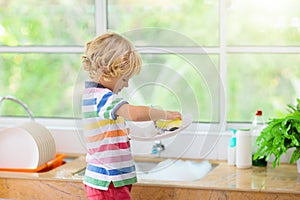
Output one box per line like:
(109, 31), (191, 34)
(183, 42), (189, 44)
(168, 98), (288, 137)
(152, 140), (165, 156)
(0, 95), (34, 120)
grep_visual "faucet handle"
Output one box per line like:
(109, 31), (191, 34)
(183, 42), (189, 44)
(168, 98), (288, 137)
(152, 140), (165, 155)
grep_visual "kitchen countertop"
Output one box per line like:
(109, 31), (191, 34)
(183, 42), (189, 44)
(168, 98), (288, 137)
(134, 157), (300, 195)
(0, 155), (86, 182)
(0, 155), (300, 198)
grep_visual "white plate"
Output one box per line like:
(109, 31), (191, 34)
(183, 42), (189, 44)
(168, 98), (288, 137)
(129, 114), (193, 141)
(19, 122), (56, 166)
(0, 127), (39, 169)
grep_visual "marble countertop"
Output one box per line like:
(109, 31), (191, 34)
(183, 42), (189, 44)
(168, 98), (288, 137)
(0, 156), (300, 195)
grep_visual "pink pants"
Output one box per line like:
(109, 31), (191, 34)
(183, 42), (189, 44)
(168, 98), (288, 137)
(84, 183), (132, 200)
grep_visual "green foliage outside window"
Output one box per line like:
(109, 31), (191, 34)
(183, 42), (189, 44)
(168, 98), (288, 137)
(0, 54), (80, 117)
(0, 0), (94, 46)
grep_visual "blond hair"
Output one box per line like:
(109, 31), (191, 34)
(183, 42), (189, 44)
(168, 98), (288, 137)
(82, 32), (142, 81)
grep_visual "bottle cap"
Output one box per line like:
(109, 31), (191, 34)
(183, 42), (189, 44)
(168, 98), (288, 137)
(255, 110), (262, 116)
(229, 128), (237, 135)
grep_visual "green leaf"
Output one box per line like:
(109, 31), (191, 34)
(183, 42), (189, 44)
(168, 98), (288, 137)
(290, 148), (300, 163)
(287, 104), (296, 113)
(273, 134), (282, 146)
(295, 125), (300, 139)
(291, 135), (300, 147)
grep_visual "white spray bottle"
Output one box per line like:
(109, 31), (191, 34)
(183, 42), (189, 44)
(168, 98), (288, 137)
(228, 128), (237, 166)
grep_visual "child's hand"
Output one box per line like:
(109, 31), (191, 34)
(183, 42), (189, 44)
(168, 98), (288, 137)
(166, 111), (182, 120)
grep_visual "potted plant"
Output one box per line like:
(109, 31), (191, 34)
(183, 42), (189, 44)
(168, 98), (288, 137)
(254, 98), (300, 168)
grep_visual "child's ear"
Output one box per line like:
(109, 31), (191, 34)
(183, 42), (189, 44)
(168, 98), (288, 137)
(99, 74), (110, 83)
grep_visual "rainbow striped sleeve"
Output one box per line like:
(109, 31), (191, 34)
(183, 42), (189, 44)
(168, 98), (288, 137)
(96, 91), (128, 120)
(82, 83), (128, 120)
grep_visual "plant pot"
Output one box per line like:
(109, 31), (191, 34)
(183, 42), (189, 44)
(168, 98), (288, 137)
(252, 154), (267, 167)
(297, 159), (300, 174)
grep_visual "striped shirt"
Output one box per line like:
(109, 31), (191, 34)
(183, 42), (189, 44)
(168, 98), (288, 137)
(82, 81), (137, 190)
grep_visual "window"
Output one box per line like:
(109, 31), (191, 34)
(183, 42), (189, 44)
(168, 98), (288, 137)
(0, 53), (80, 117)
(108, 0), (222, 123)
(107, 0), (219, 46)
(107, 0), (300, 123)
(121, 53), (220, 123)
(226, 0), (300, 121)
(0, 0), (94, 118)
(227, 0), (300, 46)
(1, 0), (299, 126)
(227, 54), (300, 121)
(0, 1), (95, 46)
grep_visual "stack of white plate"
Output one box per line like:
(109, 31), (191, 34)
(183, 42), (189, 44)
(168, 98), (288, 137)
(0, 121), (56, 169)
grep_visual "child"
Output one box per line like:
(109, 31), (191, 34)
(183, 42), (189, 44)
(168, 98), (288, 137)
(81, 32), (182, 200)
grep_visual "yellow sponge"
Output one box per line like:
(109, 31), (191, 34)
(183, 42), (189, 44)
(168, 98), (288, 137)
(156, 119), (182, 130)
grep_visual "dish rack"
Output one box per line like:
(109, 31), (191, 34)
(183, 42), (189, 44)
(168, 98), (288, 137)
(0, 95), (66, 173)
(0, 153), (66, 173)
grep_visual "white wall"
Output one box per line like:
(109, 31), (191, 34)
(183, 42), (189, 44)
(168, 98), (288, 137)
(48, 128), (294, 164)
(0, 118), (294, 163)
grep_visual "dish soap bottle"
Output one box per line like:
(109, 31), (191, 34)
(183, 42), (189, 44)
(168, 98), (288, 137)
(251, 110), (267, 166)
(227, 128), (237, 166)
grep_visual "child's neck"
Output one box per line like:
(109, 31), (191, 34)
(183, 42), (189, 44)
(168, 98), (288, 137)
(91, 77), (118, 92)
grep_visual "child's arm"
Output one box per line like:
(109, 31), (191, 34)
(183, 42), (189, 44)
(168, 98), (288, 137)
(115, 104), (181, 121)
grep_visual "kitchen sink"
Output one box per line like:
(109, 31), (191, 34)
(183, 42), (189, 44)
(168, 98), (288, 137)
(135, 159), (218, 181)
(73, 159), (218, 182)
